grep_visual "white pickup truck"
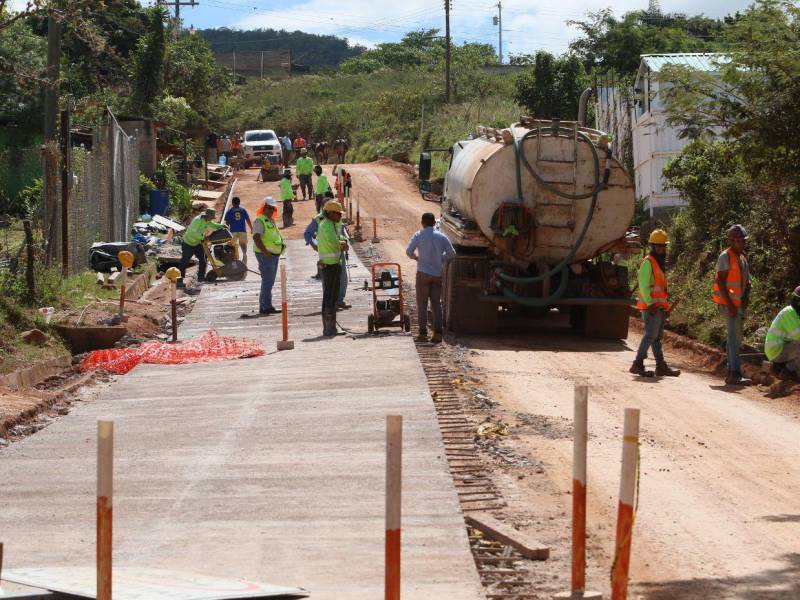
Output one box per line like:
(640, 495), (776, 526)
(242, 129), (282, 166)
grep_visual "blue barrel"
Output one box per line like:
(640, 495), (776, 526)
(149, 190), (169, 216)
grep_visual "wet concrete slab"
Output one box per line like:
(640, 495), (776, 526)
(0, 240), (482, 600)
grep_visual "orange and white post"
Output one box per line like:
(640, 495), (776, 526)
(556, 385), (601, 600)
(277, 262), (294, 351)
(385, 415), (402, 600)
(611, 408), (640, 600)
(97, 420), (113, 600)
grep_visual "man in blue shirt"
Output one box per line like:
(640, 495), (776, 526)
(224, 197), (252, 265)
(281, 133), (293, 167)
(406, 212), (455, 343)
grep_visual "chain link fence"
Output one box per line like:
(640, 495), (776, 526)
(43, 109), (139, 275)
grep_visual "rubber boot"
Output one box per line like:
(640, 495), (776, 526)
(430, 332), (443, 344)
(323, 309), (337, 337)
(629, 360), (654, 377)
(655, 362), (681, 377)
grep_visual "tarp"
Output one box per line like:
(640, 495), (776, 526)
(79, 330), (265, 375)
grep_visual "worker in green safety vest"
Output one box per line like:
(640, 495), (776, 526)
(765, 285), (800, 377)
(296, 147), (315, 201)
(179, 207), (224, 282)
(252, 196), (286, 315)
(313, 164), (330, 213)
(318, 199), (348, 336)
(279, 169), (295, 228)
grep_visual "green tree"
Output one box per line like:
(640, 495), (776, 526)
(164, 33), (232, 116)
(129, 6), (166, 116)
(514, 51), (589, 119)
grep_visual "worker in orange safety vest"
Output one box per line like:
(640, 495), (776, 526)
(713, 224), (752, 386)
(629, 228), (681, 378)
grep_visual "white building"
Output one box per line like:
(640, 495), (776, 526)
(631, 53), (725, 219)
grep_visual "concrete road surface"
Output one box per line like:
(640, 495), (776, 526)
(0, 239), (483, 600)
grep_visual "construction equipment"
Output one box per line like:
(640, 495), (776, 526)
(366, 262), (411, 333)
(418, 102), (637, 339)
(202, 228), (247, 282)
(257, 155), (282, 182)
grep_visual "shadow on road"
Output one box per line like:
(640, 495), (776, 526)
(635, 552), (800, 599)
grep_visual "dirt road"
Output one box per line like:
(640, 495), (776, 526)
(342, 160), (800, 599)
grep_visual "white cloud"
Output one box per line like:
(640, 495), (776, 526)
(227, 0), (754, 56)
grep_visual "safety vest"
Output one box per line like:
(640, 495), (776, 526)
(280, 178), (294, 201)
(636, 255), (670, 310)
(184, 216), (219, 247)
(765, 306), (800, 361)
(317, 218), (343, 265)
(713, 248), (748, 306)
(316, 175), (330, 195)
(253, 215), (285, 255)
(296, 157), (314, 176)
(294, 137), (306, 148)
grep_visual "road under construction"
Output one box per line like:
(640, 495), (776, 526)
(1, 163), (800, 599)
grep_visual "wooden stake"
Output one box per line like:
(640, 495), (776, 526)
(170, 280), (178, 343)
(611, 409), (639, 600)
(372, 218), (379, 243)
(277, 262), (294, 351)
(97, 420), (113, 600)
(555, 385), (601, 600)
(385, 415), (402, 600)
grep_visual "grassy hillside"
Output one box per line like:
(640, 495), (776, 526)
(210, 32), (522, 179)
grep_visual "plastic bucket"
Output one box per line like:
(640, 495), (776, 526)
(149, 190), (169, 216)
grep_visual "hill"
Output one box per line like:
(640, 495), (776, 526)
(197, 27), (365, 68)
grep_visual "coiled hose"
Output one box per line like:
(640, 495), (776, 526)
(494, 126), (609, 307)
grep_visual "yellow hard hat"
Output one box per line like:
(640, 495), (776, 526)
(165, 267), (181, 282)
(323, 200), (344, 213)
(648, 228), (669, 245)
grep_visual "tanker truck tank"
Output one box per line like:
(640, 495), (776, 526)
(430, 118), (637, 339)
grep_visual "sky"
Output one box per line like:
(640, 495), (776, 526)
(10, 0), (756, 57)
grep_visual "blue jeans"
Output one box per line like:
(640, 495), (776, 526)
(721, 306), (745, 374)
(338, 255), (348, 303)
(636, 308), (666, 363)
(256, 252), (279, 311)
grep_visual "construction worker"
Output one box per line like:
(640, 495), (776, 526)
(279, 169), (295, 227)
(304, 200), (350, 309)
(317, 200), (348, 336)
(293, 134), (307, 161)
(406, 212), (455, 343)
(224, 196), (252, 265)
(179, 208), (224, 281)
(765, 286), (800, 377)
(313, 164), (330, 213)
(252, 196), (285, 315)
(714, 224), (751, 386)
(281, 132), (292, 167)
(296, 148), (315, 201)
(630, 229), (680, 377)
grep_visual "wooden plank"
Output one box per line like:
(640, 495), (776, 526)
(465, 513), (550, 560)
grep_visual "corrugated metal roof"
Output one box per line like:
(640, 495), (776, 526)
(641, 53), (728, 72)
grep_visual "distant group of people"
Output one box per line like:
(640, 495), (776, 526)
(205, 131), (242, 164)
(279, 132), (349, 167)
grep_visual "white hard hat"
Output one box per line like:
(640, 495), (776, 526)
(264, 196), (276, 207)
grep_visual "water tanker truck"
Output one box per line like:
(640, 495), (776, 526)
(418, 114), (636, 339)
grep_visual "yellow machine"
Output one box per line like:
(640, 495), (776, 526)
(202, 228), (247, 282)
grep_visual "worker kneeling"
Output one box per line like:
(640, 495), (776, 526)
(318, 200), (348, 336)
(253, 197), (286, 315)
(765, 286), (800, 377)
(630, 229), (680, 378)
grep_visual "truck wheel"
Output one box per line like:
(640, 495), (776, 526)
(368, 314), (375, 333)
(403, 314), (411, 332)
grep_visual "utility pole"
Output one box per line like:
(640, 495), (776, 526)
(44, 6), (61, 142)
(444, 0), (451, 103)
(171, 0), (198, 32)
(496, 2), (503, 64)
